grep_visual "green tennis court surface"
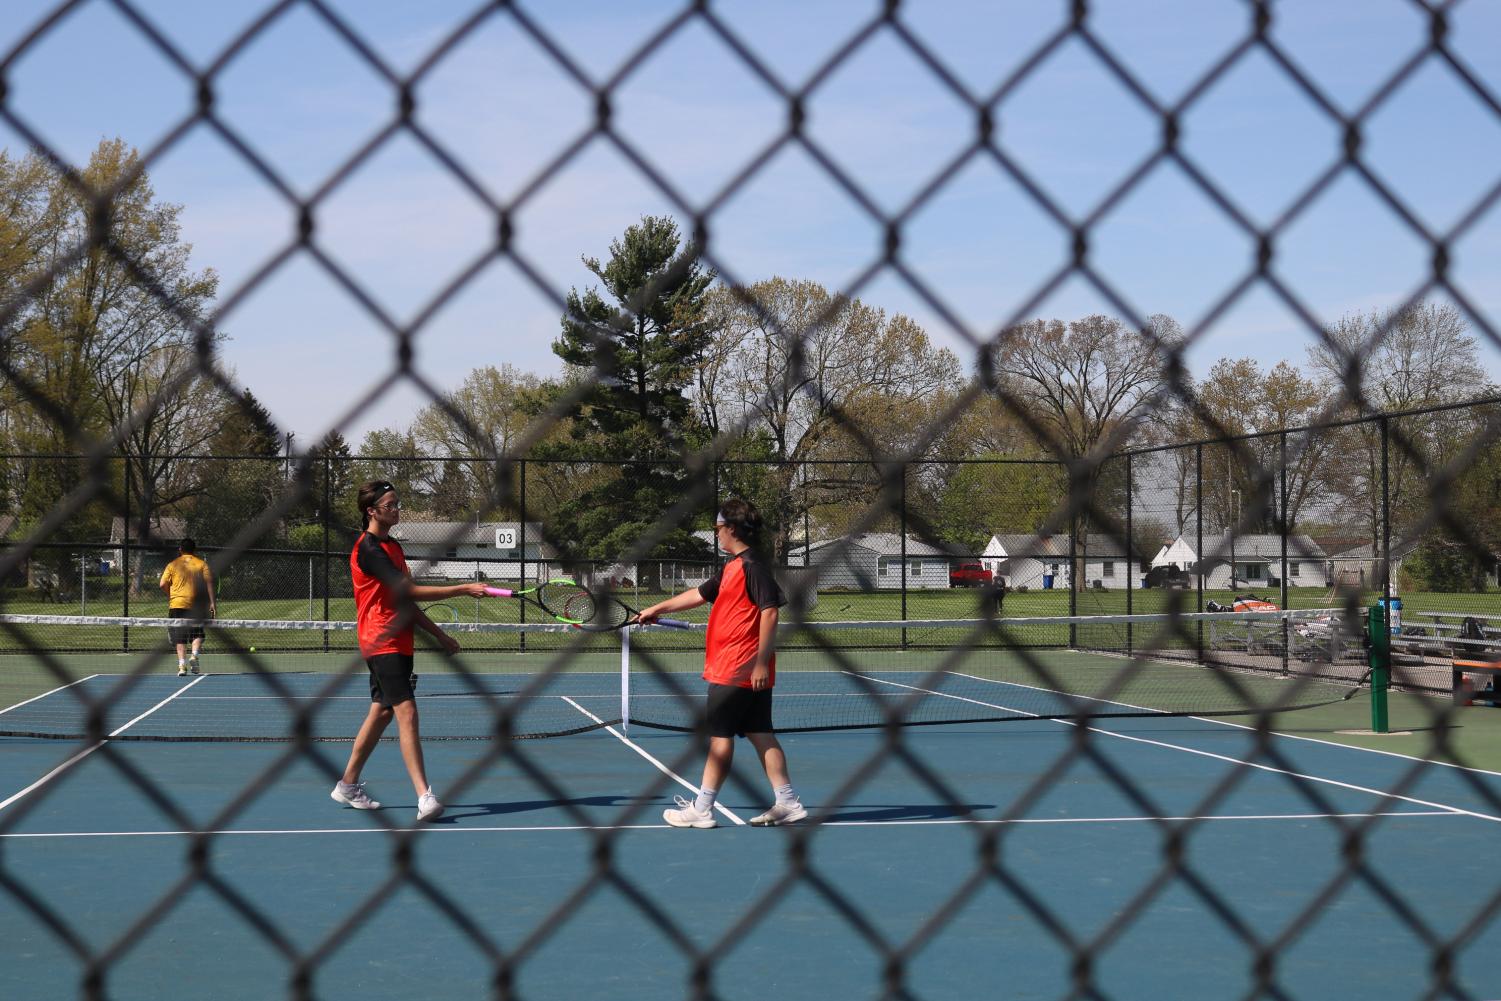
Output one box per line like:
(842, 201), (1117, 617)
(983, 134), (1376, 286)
(5, 705), (1501, 999)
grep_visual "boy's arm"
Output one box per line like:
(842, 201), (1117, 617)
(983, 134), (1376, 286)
(749, 606), (779, 690)
(413, 607), (461, 655)
(637, 587), (708, 623)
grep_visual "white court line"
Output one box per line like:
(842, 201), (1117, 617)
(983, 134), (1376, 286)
(561, 696), (746, 826)
(0, 675), (210, 814)
(860, 673), (1501, 824)
(0, 810), (1463, 839)
(0, 673), (99, 717)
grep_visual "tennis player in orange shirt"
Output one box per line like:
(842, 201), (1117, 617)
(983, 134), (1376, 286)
(638, 498), (805, 829)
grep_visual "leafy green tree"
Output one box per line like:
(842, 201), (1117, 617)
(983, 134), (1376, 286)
(0, 141), (219, 591)
(933, 456), (1067, 552)
(546, 216), (716, 566)
(188, 390), (285, 545)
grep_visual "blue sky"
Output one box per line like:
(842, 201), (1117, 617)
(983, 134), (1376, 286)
(3, 0), (1499, 444)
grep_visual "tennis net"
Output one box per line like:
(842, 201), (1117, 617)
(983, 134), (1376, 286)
(0, 609), (1371, 741)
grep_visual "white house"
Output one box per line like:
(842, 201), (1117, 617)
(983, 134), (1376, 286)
(393, 521), (559, 581)
(1166, 531), (1328, 589)
(1152, 536), (1198, 570)
(1078, 534), (1146, 590)
(787, 533), (952, 590)
(981, 534), (1071, 590)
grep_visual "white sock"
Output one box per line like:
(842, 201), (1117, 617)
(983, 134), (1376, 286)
(774, 784), (797, 806)
(693, 787), (717, 812)
(177, 659), (186, 667)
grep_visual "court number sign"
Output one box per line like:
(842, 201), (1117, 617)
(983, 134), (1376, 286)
(494, 528), (518, 550)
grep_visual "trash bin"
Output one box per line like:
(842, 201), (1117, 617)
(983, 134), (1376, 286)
(1379, 594), (1402, 635)
(1042, 574), (1054, 589)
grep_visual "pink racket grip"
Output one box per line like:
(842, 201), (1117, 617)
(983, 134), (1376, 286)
(483, 586), (514, 597)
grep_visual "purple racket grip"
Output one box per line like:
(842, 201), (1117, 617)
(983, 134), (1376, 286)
(653, 617), (693, 630)
(483, 586), (514, 597)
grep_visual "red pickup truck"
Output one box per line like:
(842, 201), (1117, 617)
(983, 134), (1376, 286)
(949, 561), (993, 587)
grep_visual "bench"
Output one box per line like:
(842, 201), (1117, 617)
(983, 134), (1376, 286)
(1450, 660), (1501, 704)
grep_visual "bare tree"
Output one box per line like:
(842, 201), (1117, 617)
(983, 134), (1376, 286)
(697, 277), (964, 556)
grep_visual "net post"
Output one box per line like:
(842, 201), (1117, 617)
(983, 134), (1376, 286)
(620, 624), (631, 737)
(1367, 603), (1390, 733)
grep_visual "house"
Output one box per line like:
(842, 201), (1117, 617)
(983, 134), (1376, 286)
(1152, 536), (1198, 570)
(1324, 537), (1428, 589)
(981, 534), (1071, 590)
(1077, 534), (1147, 590)
(1168, 531), (1328, 588)
(392, 521), (558, 581)
(787, 533), (952, 590)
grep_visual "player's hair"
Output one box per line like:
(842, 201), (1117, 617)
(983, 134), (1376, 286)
(717, 497), (763, 548)
(357, 481), (397, 529)
(178, 537), (196, 555)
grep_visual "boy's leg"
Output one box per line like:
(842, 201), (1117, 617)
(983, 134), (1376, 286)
(332, 702), (391, 810)
(391, 699), (430, 796)
(748, 732), (805, 826)
(341, 702), (392, 784)
(664, 736), (734, 829)
(748, 731), (791, 787)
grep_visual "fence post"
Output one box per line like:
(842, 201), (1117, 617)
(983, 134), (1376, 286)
(1126, 453), (1133, 658)
(1280, 431), (1289, 674)
(900, 465), (908, 649)
(519, 458), (527, 651)
(1068, 500), (1078, 649)
(1381, 416), (1392, 616)
(1196, 443), (1204, 660)
(122, 449), (131, 653)
(322, 451), (330, 651)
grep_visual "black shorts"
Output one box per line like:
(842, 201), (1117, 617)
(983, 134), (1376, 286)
(367, 653), (417, 708)
(705, 683), (773, 738)
(167, 607), (206, 645)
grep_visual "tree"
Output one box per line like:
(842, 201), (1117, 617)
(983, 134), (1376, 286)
(1308, 303), (1495, 543)
(546, 216), (716, 567)
(0, 140), (220, 590)
(695, 277), (964, 558)
(408, 364), (551, 516)
(188, 389), (285, 545)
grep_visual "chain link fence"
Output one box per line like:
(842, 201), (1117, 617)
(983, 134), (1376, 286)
(4, 0), (1501, 998)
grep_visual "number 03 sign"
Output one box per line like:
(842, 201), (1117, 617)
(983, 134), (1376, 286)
(494, 527), (518, 550)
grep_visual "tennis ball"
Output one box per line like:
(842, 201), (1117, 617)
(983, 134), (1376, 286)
(249, 646), (257, 653)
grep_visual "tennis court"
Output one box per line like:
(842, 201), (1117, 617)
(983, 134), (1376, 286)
(4, 613), (1501, 999)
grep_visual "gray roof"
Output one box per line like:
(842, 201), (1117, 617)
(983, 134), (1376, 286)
(109, 516), (188, 544)
(1195, 533), (1327, 562)
(1326, 538), (1422, 562)
(795, 533), (952, 559)
(989, 534), (1071, 559)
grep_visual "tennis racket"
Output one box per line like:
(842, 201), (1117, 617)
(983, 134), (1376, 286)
(421, 602), (460, 625)
(483, 580), (692, 631)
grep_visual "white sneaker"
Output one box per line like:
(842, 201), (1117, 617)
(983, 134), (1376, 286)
(749, 800), (808, 827)
(176, 663), (187, 677)
(188, 654), (200, 675)
(417, 790), (444, 822)
(331, 781), (380, 810)
(663, 795), (717, 829)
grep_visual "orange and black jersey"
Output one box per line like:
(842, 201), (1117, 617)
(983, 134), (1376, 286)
(350, 532), (413, 658)
(698, 550), (785, 688)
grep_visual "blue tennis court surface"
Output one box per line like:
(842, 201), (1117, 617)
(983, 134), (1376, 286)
(5, 702), (1501, 1000)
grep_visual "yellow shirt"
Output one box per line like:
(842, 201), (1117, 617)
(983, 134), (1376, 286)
(160, 554), (214, 610)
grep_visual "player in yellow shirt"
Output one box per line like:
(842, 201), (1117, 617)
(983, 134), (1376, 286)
(159, 537), (216, 676)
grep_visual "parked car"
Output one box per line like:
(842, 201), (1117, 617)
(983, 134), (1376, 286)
(1143, 564), (1191, 589)
(949, 561), (993, 588)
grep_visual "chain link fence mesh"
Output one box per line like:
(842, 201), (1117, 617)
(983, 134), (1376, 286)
(3, 1), (1501, 998)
